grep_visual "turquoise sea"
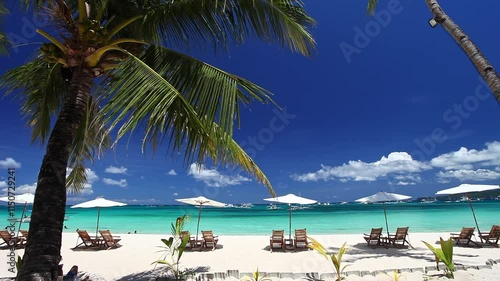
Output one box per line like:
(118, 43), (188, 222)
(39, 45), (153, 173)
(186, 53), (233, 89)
(1, 201), (499, 235)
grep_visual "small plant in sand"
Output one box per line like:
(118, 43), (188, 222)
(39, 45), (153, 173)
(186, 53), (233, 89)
(241, 268), (271, 281)
(308, 237), (348, 281)
(384, 270), (405, 281)
(154, 215), (193, 280)
(422, 237), (455, 279)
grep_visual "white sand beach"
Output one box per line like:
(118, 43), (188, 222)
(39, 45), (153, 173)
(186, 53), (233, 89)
(1, 232), (499, 280)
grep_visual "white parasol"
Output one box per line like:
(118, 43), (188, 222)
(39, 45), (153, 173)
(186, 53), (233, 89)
(71, 197), (127, 237)
(436, 184), (500, 234)
(175, 196), (226, 241)
(263, 193), (317, 239)
(355, 191), (412, 237)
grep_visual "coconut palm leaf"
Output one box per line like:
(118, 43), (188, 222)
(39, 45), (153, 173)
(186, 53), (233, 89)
(136, 0), (316, 56)
(366, 0), (379, 14)
(137, 45), (275, 136)
(67, 95), (111, 193)
(1, 59), (68, 144)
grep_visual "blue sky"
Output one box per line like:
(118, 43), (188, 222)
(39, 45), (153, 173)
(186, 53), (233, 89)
(1, 0), (500, 205)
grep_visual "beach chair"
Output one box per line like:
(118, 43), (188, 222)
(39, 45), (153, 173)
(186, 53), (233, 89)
(388, 227), (412, 247)
(180, 231), (196, 249)
(201, 230), (218, 250)
(450, 227), (478, 246)
(73, 229), (101, 249)
(294, 228), (309, 250)
(0, 230), (25, 248)
(20, 230), (29, 241)
(99, 230), (122, 250)
(363, 227), (383, 246)
(478, 225), (500, 246)
(269, 230), (284, 252)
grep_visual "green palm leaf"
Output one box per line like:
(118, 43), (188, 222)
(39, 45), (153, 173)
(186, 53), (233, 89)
(138, 0), (316, 56)
(367, 0), (379, 14)
(1, 59), (68, 144)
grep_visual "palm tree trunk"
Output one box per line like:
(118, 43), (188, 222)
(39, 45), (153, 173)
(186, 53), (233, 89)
(17, 68), (93, 280)
(426, 0), (500, 105)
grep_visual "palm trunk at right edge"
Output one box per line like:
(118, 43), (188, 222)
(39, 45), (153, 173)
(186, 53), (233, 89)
(17, 68), (93, 280)
(426, 0), (500, 105)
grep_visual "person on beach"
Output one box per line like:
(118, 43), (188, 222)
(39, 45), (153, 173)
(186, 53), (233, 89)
(60, 265), (90, 281)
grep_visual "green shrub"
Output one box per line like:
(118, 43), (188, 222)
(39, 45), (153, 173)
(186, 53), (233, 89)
(422, 237), (455, 279)
(308, 237), (348, 281)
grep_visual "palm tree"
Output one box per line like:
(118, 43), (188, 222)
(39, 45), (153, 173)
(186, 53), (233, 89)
(368, 0), (500, 105)
(0, 2), (10, 54)
(1, 0), (316, 279)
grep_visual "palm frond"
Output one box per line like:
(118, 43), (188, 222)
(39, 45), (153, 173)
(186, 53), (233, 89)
(136, 0), (316, 56)
(100, 52), (274, 194)
(367, 0), (379, 14)
(138, 45), (275, 138)
(0, 59), (68, 144)
(67, 95), (111, 193)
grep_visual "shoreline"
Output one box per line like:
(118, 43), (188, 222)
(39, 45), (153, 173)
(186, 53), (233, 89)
(1, 232), (499, 280)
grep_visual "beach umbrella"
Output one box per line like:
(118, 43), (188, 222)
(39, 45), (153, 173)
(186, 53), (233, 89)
(436, 184), (500, 234)
(355, 191), (412, 237)
(175, 196), (226, 241)
(71, 197), (126, 238)
(0, 192), (35, 234)
(263, 193), (317, 239)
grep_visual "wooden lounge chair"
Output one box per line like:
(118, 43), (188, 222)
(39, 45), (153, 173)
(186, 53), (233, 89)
(388, 227), (412, 247)
(201, 230), (218, 250)
(478, 225), (500, 246)
(269, 230), (284, 252)
(99, 230), (121, 250)
(363, 227), (383, 246)
(294, 228), (309, 250)
(73, 230), (101, 249)
(0, 230), (25, 248)
(20, 230), (29, 241)
(180, 231), (196, 249)
(450, 227), (478, 246)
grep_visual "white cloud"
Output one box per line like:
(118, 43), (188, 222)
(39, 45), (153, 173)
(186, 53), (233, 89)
(105, 166), (128, 174)
(396, 181), (416, 186)
(1, 182), (37, 194)
(173, 192), (178, 196)
(431, 142), (500, 170)
(0, 181), (6, 188)
(437, 169), (500, 181)
(167, 169), (177, 176)
(188, 163), (251, 187)
(0, 158), (21, 169)
(102, 178), (128, 188)
(291, 152), (431, 182)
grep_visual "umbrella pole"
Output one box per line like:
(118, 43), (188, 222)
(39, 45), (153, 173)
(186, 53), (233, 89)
(16, 202), (27, 237)
(289, 204), (292, 239)
(96, 207), (101, 238)
(196, 205), (203, 242)
(383, 203), (390, 237)
(466, 193), (481, 234)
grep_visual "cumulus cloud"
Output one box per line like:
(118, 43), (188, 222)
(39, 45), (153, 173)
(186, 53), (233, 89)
(188, 163), (251, 187)
(167, 169), (177, 176)
(102, 178), (128, 188)
(291, 152), (430, 183)
(1, 182), (37, 195)
(0, 158), (21, 169)
(105, 166), (128, 174)
(437, 169), (500, 181)
(431, 142), (500, 170)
